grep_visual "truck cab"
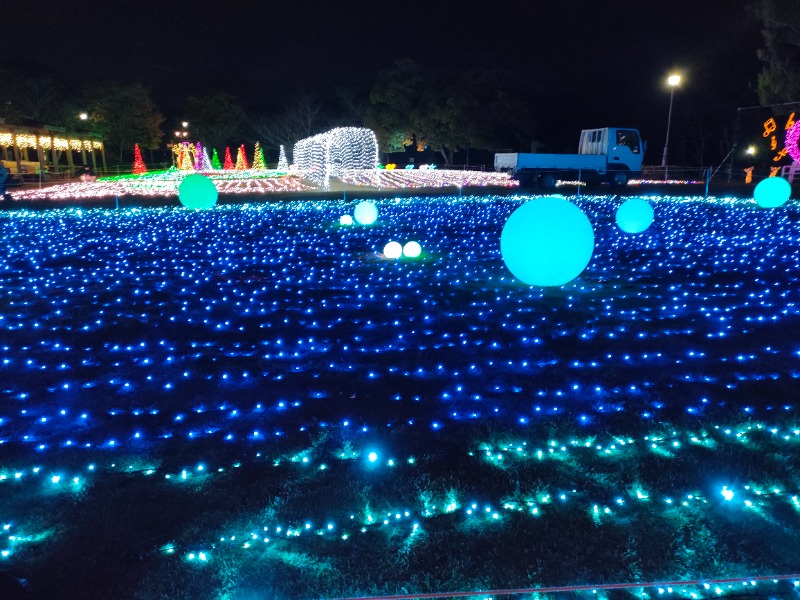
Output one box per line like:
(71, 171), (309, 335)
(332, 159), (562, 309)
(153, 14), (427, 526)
(578, 127), (644, 177)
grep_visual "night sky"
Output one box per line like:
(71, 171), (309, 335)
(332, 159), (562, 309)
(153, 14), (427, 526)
(7, 0), (763, 159)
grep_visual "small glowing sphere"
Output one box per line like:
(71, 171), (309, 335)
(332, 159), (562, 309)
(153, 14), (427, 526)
(340, 214), (353, 225)
(178, 174), (218, 209)
(615, 198), (654, 233)
(368, 452), (378, 462)
(354, 201), (378, 225)
(383, 241), (402, 259)
(402, 241), (422, 258)
(754, 176), (791, 208)
(500, 196), (594, 287)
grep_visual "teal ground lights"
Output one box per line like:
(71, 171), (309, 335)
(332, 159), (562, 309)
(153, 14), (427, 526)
(178, 174), (218, 209)
(615, 198), (654, 233)
(500, 195), (595, 286)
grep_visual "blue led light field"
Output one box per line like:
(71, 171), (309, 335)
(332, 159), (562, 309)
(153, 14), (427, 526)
(1, 194), (799, 599)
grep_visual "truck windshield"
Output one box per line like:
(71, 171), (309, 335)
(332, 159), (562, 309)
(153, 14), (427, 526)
(616, 130), (640, 153)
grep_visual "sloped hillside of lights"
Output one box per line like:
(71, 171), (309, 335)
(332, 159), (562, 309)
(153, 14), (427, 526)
(339, 167), (518, 188)
(1, 193), (800, 599)
(9, 169), (312, 201)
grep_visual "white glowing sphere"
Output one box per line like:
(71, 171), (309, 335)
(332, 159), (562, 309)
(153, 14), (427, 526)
(383, 241), (402, 259)
(354, 201), (378, 225)
(340, 214), (353, 225)
(402, 241), (422, 258)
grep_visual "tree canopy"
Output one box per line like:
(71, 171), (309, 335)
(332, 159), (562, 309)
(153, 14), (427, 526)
(753, 0), (800, 104)
(365, 60), (536, 164)
(250, 93), (325, 161)
(0, 73), (68, 125)
(184, 93), (246, 150)
(87, 83), (164, 164)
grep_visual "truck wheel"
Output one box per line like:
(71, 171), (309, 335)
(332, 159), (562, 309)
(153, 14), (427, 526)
(539, 174), (557, 189)
(609, 171), (629, 187)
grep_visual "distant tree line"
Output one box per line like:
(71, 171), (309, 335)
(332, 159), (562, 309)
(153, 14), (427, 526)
(1, 7), (797, 170)
(0, 61), (539, 168)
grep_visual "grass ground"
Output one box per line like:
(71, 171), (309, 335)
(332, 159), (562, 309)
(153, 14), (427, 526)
(0, 193), (799, 599)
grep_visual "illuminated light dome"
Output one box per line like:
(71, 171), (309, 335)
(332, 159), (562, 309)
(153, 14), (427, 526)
(754, 176), (792, 208)
(339, 214), (353, 226)
(500, 195), (594, 287)
(178, 174), (218, 209)
(615, 198), (655, 233)
(354, 201), (378, 225)
(383, 241), (402, 259)
(402, 241), (422, 258)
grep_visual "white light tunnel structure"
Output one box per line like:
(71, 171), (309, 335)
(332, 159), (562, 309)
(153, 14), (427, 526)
(293, 127), (379, 188)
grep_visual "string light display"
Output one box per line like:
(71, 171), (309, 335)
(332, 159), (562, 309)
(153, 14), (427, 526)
(132, 144), (147, 175)
(202, 147), (215, 171)
(277, 144), (289, 171)
(785, 121), (800, 164)
(339, 168), (516, 189)
(628, 178), (704, 186)
(211, 148), (222, 170)
(175, 141), (195, 170)
(223, 147), (234, 170)
(0, 132), (103, 151)
(9, 170), (312, 200)
(293, 127), (379, 188)
(235, 145), (249, 170)
(252, 142), (266, 170)
(1, 193), (799, 598)
(192, 142), (206, 171)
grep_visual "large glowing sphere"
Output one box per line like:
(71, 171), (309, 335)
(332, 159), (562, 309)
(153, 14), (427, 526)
(754, 176), (791, 208)
(178, 174), (218, 209)
(615, 198), (654, 233)
(383, 241), (402, 259)
(354, 201), (378, 225)
(500, 196), (594, 287)
(403, 241), (422, 258)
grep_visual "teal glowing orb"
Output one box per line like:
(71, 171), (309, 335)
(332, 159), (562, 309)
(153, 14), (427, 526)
(354, 201), (378, 225)
(178, 174), (218, 209)
(340, 214), (353, 225)
(500, 196), (594, 287)
(754, 176), (791, 208)
(383, 241), (402, 259)
(615, 198), (654, 233)
(402, 241), (422, 258)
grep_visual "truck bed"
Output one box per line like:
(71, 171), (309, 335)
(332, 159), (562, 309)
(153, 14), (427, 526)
(495, 153), (607, 172)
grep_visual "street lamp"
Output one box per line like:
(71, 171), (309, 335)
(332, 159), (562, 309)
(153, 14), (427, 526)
(661, 73), (681, 180)
(79, 112), (89, 121)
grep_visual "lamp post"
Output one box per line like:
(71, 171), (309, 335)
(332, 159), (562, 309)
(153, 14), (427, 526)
(661, 74), (681, 180)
